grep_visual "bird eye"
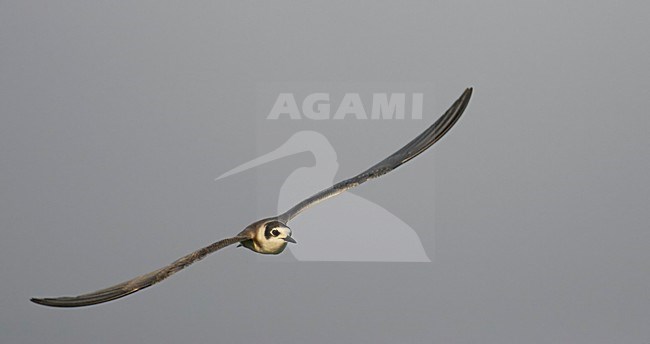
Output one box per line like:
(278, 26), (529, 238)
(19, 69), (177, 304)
(271, 229), (280, 237)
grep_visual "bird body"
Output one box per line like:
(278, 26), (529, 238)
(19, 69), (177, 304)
(238, 218), (294, 254)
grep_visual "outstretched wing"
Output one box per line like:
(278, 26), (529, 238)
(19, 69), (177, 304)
(278, 87), (472, 224)
(31, 235), (250, 307)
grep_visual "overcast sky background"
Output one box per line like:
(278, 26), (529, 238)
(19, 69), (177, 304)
(1, 1), (649, 343)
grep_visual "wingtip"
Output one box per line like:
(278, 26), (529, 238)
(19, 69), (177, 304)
(458, 87), (473, 108)
(30, 297), (49, 306)
(30, 296), (90, 308)
(30, 296), (100, 308)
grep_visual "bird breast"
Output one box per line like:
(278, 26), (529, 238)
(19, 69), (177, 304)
(242, 238), (287, 255)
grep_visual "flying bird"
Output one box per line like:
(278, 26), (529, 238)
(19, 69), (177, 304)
(30, 87), (473, 307)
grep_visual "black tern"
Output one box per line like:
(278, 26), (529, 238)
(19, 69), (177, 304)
(30, 87), (472, 307)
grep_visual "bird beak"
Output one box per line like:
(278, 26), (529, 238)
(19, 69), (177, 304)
(283, 236), (297, 244)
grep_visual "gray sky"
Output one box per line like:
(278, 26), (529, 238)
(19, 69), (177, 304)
(1, 1), (649, 343)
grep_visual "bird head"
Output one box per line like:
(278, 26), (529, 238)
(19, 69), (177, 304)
(263, 220), (296, 244)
